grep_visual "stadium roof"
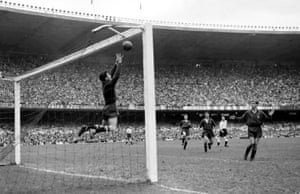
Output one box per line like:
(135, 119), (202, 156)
(1, 2), (300, 64)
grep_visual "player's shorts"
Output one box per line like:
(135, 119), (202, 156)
(248, 127), (262, 138)
(202, 130), (215, 139)
(181, 135), (190, 140)
(127, 133), (132, 139)
(102, 103), (119, 121)
(219, 129), (228, 137)
(181, 129), (190, 137)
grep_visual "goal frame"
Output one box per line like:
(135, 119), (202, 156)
(4, 23), (158, 182)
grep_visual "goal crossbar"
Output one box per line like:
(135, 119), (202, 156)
(13, 28), (142, 82)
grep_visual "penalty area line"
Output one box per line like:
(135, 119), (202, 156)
(158, 184), (208, 194)
(20, 165), (141, 183)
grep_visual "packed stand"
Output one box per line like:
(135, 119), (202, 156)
(156, 62), (300, 107)
(0, 121), (299, 147)
(0, 55), (299, 107)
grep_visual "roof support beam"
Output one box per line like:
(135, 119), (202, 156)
(14, 28), (143, 81)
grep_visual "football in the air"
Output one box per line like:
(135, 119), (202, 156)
(122, 40), (133, 51)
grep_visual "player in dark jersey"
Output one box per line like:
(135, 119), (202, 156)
(179, 114), (192, 150)
(234, 101), (274, 161)
(76, 53), (123, 140)
(199, 112), (216, 152)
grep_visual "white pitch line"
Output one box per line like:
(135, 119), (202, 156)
(20, 165), (140, 183)
(158, 184), (208, 194)
(20, 165), (209, 194)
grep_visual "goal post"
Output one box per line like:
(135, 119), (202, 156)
(4, 23), (158, 183)
(14, 81), (21, 165)
(143, 23), (158, 183)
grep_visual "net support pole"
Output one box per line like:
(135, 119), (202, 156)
(14, 81), (21, 165)
(143, 23), (158, 182)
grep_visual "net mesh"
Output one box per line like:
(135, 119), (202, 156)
(0, 57), (147, 193)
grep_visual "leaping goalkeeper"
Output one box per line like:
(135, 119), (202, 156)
(76, 53), (123, 140)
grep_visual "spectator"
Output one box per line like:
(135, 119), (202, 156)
(0, 55), (299, 107)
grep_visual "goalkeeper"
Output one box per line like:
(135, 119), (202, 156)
(77, 53), (123, 139)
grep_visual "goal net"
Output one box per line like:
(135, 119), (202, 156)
(0, 24), (157, 193)
(0, 79), (14, 166)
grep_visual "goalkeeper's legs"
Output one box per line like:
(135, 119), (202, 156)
(73, 125), (89, 143)
(78, 125), (89, 137)
(78, 124), (107, 137)
(94, 125), (108, 134)
(74, 124), (109, 143)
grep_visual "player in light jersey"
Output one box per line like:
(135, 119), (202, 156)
(126, 127), (133, 145)
(216, 115), (229, 147)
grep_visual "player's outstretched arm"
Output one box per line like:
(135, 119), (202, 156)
(231, 111), (247, 120)
(110, 53), (123, 84)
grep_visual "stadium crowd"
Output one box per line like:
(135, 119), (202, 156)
(156, 62), (299, 107)
(0, 55), (299, 107)
(0, 122), (299, 146)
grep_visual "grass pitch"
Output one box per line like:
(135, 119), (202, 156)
(0, 138), (299, 194)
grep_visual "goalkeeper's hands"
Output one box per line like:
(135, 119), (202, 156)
(115, 53), (123, 64)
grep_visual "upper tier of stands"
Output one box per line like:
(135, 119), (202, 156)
(0, 55), (299, 108)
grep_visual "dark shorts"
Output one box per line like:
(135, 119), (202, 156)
(127, 133), (132, 138)
(102, 104), (119, 121)
(248, 128), (262, 138)
(181, 134), (190, 140)
(219, 129), (228, 137)
(181, 129), (190, 137)
(202, 130), (215, 139)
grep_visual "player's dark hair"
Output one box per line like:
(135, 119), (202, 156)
(99, 71), (108, 82)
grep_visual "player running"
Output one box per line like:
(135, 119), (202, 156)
(216, 115), (229, 147)
(199, 112), (216, 152)
(233, 101), (274, 161)
(179, 114), (192, 150)
(76, 53), (123, 140)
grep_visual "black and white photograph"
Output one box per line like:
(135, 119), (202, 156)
(0, 0), (299, 193)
